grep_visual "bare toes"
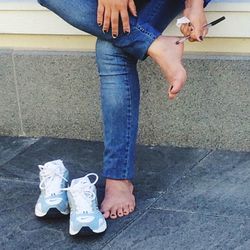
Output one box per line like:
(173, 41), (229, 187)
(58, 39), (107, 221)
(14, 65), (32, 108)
(102, 210), (110, 219)
(123, 205), (130, 215)
(129, 205), (135, 213)
(117, 207), (124, 217)
(110, 208), (118, 219)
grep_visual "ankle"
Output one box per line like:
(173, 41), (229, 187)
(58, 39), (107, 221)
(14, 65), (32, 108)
(106, 178), (132, 185)
(147, 35), (163, 58)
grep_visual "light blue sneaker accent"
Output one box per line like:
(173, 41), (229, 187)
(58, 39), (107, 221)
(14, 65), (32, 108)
(67, 174), (107, 235)
(35, 159), (69, 217)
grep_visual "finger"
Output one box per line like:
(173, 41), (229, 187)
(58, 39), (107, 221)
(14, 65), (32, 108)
(111, 10), (119, 37)
(193, 25), (203, 41)
(103, 7), (111, 33)
(188, 36), (196, 42)
(180, 24), (193, 37)
(203, 27), (208, 37)
(120, 9), (130, 33)
(97, 3), (104, 26)
(189, 28), (200, 42)
(128, 0), (137, 17)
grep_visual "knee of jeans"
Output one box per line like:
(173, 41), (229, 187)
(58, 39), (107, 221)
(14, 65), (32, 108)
(37, 0), (47, 6)
(37, 0), (53, 7)
(96, 39), (136, 76)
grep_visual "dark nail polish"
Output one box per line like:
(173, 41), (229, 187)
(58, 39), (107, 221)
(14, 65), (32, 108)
(103, 29), (107, 33)
(199, 36), (203, 41)
(98, 23), (102, 27)
(112, 34), (118, 39)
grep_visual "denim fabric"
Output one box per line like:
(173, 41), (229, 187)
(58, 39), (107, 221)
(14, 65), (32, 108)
(204, 0), (212, 7)
(37, 0), (188, 179)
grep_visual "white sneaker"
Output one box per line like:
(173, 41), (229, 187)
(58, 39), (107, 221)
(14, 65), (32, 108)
(35, 160), (69, 217)
(67, 173), (107, 235)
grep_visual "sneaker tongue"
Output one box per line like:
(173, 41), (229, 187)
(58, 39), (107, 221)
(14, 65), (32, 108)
(44, 159), (64, 172)
(71, 176), (91, 187)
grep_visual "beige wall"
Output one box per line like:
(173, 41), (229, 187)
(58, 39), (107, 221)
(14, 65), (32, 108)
(0, 0), (250, 54)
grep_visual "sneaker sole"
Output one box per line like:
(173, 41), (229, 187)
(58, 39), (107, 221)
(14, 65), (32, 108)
(70, 222), (107, 236)
(35, 208), (69, 218)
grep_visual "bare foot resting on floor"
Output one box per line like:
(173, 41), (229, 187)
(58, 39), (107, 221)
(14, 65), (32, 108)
(101, 179), (135, 219)
(148, 36), (187, 100)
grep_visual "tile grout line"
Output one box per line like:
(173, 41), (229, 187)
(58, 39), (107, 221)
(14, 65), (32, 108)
(150, 207), (250, 221)
(0, 176), (38, 185)
(101, 150), (215, 249)
(165, 149), (214, 192)
(100, 192), (165, 250)
(11, 51), (25, 136)
(0, 137), (41, 168)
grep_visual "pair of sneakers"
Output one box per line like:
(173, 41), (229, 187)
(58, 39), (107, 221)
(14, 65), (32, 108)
(34, 160), (107, 235)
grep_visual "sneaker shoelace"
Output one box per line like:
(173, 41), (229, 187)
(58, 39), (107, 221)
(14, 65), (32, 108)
(65, 173), (98, 214)
(39, 164), (68, 197)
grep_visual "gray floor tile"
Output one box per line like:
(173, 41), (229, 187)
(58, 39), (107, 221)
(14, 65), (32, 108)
(0, 179), (160, 250)
(0, 137), (105, 184)
(0, 136), (39, 166)
(0, 137), (209, 193)
(135, 145), (210, 191)
(152, 150), (250, 218)
(104, 209), (250, 250)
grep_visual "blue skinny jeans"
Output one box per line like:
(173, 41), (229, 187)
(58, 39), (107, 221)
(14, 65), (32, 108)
(37, 0), (185, 179)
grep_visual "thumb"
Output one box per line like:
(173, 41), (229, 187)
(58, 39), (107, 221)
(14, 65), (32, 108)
(194, 25), (203, 41)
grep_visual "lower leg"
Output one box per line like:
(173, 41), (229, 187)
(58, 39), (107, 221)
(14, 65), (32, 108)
(96, 39), (140, 219)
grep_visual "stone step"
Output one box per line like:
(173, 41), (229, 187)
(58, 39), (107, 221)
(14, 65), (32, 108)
(0, 49), (249, 151)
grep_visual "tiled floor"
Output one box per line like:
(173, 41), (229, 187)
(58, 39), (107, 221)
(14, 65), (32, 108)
(0, 136), (249, 250)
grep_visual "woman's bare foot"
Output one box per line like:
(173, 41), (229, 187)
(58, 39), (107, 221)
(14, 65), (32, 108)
(101, 179), (135, 219)
(148, 36), (187, 100)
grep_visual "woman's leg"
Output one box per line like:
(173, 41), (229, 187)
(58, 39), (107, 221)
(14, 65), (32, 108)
(38, 0), (183, 60)
(38, 0), (187, 98)
(96, 39), (139, 219)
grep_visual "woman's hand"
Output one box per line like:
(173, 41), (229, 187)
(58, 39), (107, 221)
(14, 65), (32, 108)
(97, 0), (137, 38)
(181, 0), (208, 42)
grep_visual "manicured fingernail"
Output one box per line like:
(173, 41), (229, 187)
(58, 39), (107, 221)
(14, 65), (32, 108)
(112, 34), (118, 39)
(199, 36), (203, 41)
(103, 29), (107, 33)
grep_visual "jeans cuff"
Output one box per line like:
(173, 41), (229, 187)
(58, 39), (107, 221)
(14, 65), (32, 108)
(102, 169), (134, 180)
(113, 23), (161, 60)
